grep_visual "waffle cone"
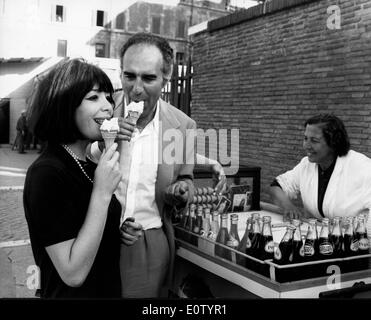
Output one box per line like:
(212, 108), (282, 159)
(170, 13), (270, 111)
(101, 130), (117, 149)
(126, 111), (141, 125)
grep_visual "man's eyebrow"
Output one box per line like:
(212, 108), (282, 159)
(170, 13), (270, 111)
(123, 71), (157, 78)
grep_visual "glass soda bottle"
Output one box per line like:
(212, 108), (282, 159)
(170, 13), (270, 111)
(178, 203), (191, 241)
(199, 207), (211, 253)
(237, 217), (252, 266)
(207, 211), (220, 256)
(304, 219), (319, 261)
(274, 225), (295, 265)
(185, 204), (197, 246)
(331, 216), (343, 258)
(260, 216), (275, 261)
(318, 218), (334, 260)
(356, 216), (370, 254)
(200, 208), (211, 238)
(226, 214), (240, 264)
(247, 214), (262, 259)
(343, 216), (358, 257)
(292, 219), (304, 263)
(193, 206), (203, 235)
(215, 213), (231, 260)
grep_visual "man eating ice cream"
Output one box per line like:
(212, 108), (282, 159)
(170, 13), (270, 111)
(89, 32), (226, 298)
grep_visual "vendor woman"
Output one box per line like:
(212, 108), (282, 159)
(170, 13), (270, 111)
(269, 113), (371, 222)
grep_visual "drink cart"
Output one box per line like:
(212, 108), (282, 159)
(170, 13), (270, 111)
(171, 166), (371, 299)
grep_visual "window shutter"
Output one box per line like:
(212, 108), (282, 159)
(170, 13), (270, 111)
(91, 9), (97, 26)
(63, 6), (67, 23)
(103, 10), (107, 27)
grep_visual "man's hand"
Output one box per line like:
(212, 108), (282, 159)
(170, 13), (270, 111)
(97, 118), (135, 152)
(117, 117), (135, 142)
(165, 180), (190, 206)
(120, 217), (143, 246)
(211, 162), (227, 195)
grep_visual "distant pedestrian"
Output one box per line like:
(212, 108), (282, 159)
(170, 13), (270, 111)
(14, 110), (28, 154)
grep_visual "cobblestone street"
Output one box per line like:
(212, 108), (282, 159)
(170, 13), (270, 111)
(0, 145), (39, 298)
(0, 189), (30, 242)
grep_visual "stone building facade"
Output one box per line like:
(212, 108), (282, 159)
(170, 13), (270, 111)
(0, 0), (238, 144)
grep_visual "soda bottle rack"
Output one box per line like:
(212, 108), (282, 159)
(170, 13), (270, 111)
(174, 210), (371, 283)
(174, 224), (266, 264)
(265, 252), (371, 283)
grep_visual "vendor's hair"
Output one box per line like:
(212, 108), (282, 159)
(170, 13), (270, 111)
(304, 113), (350, 157)
(28, 58), (115, 144)
(120, 32), (174, 80)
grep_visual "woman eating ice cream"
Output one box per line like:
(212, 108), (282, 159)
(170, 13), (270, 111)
(23, 58), (123, 298)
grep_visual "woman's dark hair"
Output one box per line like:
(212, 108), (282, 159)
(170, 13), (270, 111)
(28, 58), (115, 144)
(304, 113), (350, 157)
(120, 32), (174, 79)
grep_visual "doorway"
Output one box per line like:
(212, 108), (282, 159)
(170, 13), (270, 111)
(0, 99), (10, 144)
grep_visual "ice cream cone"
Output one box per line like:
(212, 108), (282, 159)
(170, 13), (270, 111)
(101, 130), (117, 150)
(125, 101), (144, 126)
(100, 118), (119, 150)
(126, 110), (141, 125)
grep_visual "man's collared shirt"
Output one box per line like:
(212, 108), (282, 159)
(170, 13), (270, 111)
(123, 100), (161, 230)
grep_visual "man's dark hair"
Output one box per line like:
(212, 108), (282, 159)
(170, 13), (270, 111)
(304, 113), (350, 157)
(28, 58), (115, 144)
(120, 32), (174, 79)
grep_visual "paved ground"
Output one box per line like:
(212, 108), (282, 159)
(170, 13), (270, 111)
(0, 144), (40, 298)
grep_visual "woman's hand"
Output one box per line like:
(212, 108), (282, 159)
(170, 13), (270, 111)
(269, 186), (303, 222)
(282, 203), (303, 221)
(94, 143), (121, 197)
(120, 217), (143, 246)
(117, 117), (135, 142)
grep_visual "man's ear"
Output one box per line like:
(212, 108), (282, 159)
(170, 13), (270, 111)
(162, 64), (173, 88)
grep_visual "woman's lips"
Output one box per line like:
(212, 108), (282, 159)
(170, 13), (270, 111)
(94, 118), (110, 125)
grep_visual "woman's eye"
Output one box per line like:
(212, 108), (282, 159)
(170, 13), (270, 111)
(86, 95), (98, 101)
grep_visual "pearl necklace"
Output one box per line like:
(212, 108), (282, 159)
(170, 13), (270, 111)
(61, 144), (94, 184)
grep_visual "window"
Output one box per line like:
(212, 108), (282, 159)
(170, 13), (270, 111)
(51, 4), (66, 22)
(57, 40), (67, 57)
(152, 16), (161, 34)
(92, 10), (108, 27)
(96, 10), (104, 26)
(95, 43), (106, 58)
(56, 5), (63, 21)
(115, 12), (125, 30)
(176, 52), (184, 65)
(177, 20), (186, 38)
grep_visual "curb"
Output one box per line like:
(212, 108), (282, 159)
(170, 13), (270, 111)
(0, 186), (24, 191)
(0, 239), (30, 248)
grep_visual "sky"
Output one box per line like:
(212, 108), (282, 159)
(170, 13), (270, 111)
(143, 0), (258, 8)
